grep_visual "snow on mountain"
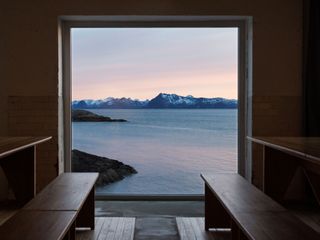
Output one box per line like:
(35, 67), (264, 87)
(147, 93), (237, 108)
(72, 93), (237, 109)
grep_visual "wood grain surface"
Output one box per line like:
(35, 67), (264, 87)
(247, 137), (320, 163)
(0, 136), (51, 158)
(0, 210), (76, 240)
(24, 173), (98, 211)
(201, 173), (320, 240)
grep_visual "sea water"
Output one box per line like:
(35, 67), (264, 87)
(72, 109), (237, 195)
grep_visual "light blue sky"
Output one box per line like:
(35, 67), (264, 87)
(72, 28), (238, 100)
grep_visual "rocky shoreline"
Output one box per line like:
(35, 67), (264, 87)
(72, 109), (127, 122)
(72, 149), (137, 186)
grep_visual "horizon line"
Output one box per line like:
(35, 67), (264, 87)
(72, 93), (238, 101)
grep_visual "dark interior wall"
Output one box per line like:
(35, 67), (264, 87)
(0, 0), (303, 196)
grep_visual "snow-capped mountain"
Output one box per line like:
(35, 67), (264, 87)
(148, 93), (237, 108)
(72, 97), (148, 109)
(72, 93), (237, 109)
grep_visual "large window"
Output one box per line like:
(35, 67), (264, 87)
(60, 17), (252, 197)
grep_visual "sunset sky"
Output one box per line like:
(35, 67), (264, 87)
(71, 28), (238, 101)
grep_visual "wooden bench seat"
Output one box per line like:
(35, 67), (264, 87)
(23, 172), (98, 229)
(0, 210), (77, 240)
(0, 172), (98, 240)
(201, 173), (320, 240)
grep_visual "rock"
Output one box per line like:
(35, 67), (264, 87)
(72, 149), (137, 186)
(72, 109), (127, 122)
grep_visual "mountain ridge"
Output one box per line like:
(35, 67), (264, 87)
(72, 93), (237, 109)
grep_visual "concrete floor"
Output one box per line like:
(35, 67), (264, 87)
(95, 201), (204, 217)
(95, 201), (204, 239)
(134, 217), (179, 240)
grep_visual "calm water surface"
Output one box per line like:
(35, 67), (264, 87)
(72, 109), (237, 195)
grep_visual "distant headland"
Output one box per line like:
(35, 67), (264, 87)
(72, 109), (127, 122)
(72, 93), (238, 109)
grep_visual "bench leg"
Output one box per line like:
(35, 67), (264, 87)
(63, 220), (76, 240)
(231, 219), (248, 240)
(76, 187), (95, 229)
(264, 146), (299, 203)
(205, 184), (230, 230)
(0, 146), (36, 206)
(70, 221), (76, 240)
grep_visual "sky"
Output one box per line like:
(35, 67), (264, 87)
(71, 28), (238, 101)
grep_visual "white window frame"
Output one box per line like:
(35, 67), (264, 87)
(58, 15), (253, 198)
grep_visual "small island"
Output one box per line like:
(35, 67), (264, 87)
(72, 109), (127, 122)
(72, 149), (137, 186)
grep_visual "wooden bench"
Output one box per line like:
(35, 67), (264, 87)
(0, 210), (77, 240)
(201, 173), (320, 240)
(0, 172), (98, 239)
(0, 136), (52, 206)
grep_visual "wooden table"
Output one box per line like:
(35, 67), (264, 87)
(247, 137), (320, 205)
(0, 137), (51, 205)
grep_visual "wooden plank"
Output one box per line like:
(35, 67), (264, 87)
(76, 217), (105, 240)
(113, 217), (125, 240)
(202, 173), (320, 240)
(122, 218), (135, 240)
(201, 173), (286, 214)
(105, 217), (121, 240)
(179, 218), (192, 240)
(247, 137), (320, 163)
(96, 217), (114, 240)
(0, 137), (51, 158)
(0, 210), (76, 240)
(177, 217), (218, 240)
(176, 218), (188, 240)
(190, 217), (213, 240)
(23, 173), (98, 211)
(286, 192), (320, 234)
(0, 201), (20, 226)
(0, 209), (18, 226)
(196, 218), (231, 240)
(77, 218), (135, 240)
(185, 218), (197, 240)
(183, 217), (197, 239)
(290, 208), (320, 234)
(98, 217), (119, 240)
(236, 211), (320, 240)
